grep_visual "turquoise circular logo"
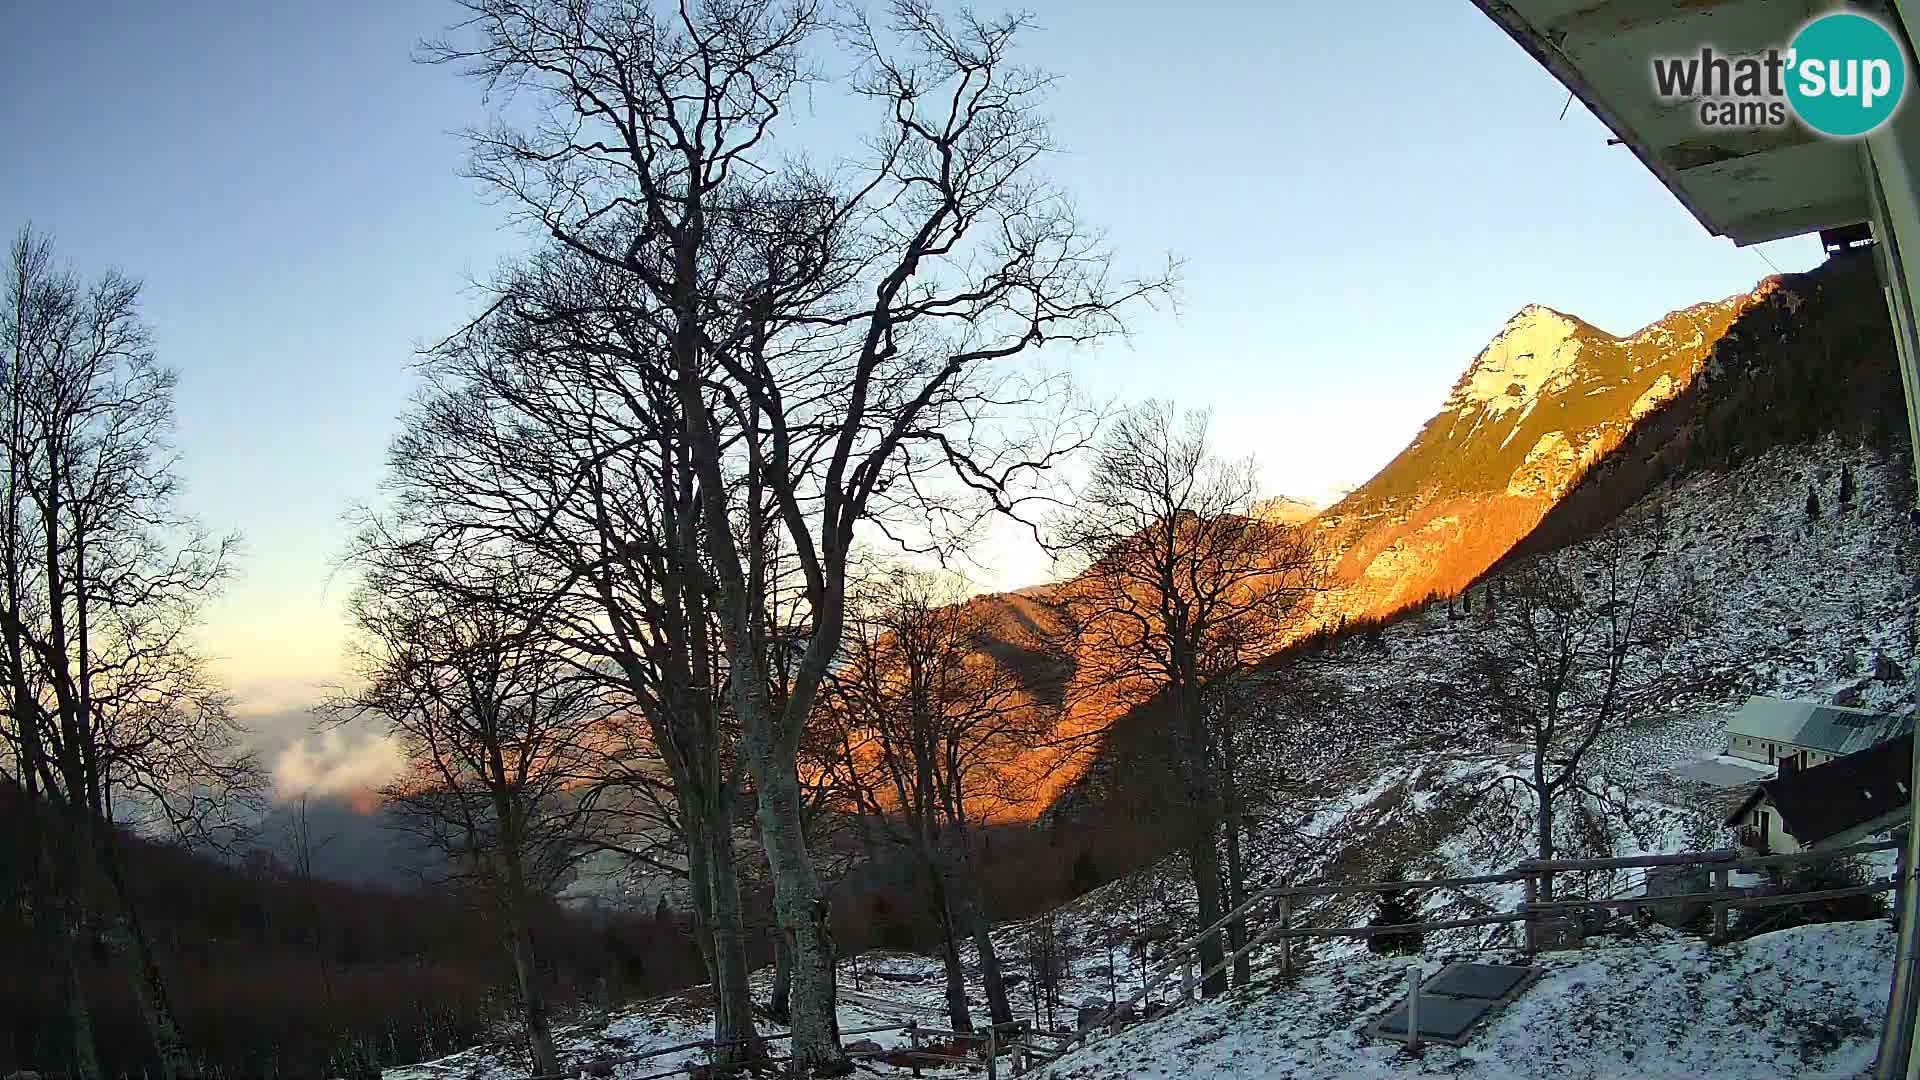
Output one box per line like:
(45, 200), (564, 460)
(1787, 12), (1907, 137)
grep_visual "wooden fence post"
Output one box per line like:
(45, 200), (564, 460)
(908, 1020), (921, 1079)
(1278, 893), (1293, 977)
(1406, 964), (1422, 1053)
(987, 1023), (998, 1080)
(1181, 951), (1195, 1002)
(1712, 866), (1730, 944)
(1521, 866), (1537, 955)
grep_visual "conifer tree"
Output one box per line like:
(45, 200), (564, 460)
(1839, 462), (1855, 513)
(1806, 482), (1823, 522)
(1367, 886), (1424, 957)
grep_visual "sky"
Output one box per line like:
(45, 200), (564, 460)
(0, 0), (1825, 793)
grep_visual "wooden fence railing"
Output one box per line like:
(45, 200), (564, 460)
(532, 1017), (1053, 1080)
(523, 838), (1907, 1078)
(527, 1021), (915, 1080)
(1077, 837), (1908, 1046)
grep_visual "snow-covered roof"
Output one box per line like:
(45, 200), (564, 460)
(1725, 695), (1913, 756)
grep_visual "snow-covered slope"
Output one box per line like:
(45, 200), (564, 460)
(1038, 921), (1894, 1080)
(1053, 433), (1914, 979)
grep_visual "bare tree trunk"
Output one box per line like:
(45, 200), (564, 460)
(683, 813), (721, 984)
(1224, 813), (1249, 989)
(704, 803), (759, 1067)
(506, 884), (560, 1077)
(668, 754), (757, 1064)
(53, 822), (101, 1080)
(94, 822), (196, 1080)
(60, 908), (101, 1080)
(923, 839), (971, 1032)
(1533, 738), (1556, 903)
(746, 753), (847, 1074)
(956, 885), (1013, 1027)
(1178, 689), (1228, 998)
(1218, 719), (1250, 991)
(770, 932), (794, 1023)
(493, 798), (559, 1079)
(503, 890), (560, 1078)
(1535, 779), (1556, 903)
(9, 654), (92, 1078)
(935, 909), (972, 1034)
(1188, 823), (1229, 998)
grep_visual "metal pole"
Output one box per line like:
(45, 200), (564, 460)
(1880, 823), (1919, 1078)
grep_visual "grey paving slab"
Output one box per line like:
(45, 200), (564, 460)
(1423, 963), (1534, 1001)
(1373, 996), (1491, 1040)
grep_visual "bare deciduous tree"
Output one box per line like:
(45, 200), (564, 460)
(335, 557), (606, 1078)
(284, 796), (341, 1028)
(1455, 516), (1690, 899)
(370, 235), (767, 1065)
(419, 2), (1165, 1068)
(1051, 401), (1318, 997)
(824, 566), (1043, 1030)
(0, 225), (251, 1080)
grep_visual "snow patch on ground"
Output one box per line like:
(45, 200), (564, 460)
(1037, 921), (1895, 1080)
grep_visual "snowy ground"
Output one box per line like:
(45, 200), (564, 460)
(385, 965), (952, 1080)
(389, 918), (1899, 1080)
(1035, 921), (1896, 1080)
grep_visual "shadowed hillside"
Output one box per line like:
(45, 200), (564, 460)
(0, 782), (705, 1079)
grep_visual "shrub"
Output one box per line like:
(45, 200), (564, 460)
(1365, 886), (1425, 957)
(1731, 856), (1888, 940)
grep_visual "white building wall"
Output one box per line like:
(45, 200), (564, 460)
(1739, 800), (1803, 855)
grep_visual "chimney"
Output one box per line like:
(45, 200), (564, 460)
(1778, 752), (1802, 775)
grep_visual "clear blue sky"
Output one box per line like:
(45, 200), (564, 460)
(2, 1), (1822, 742)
